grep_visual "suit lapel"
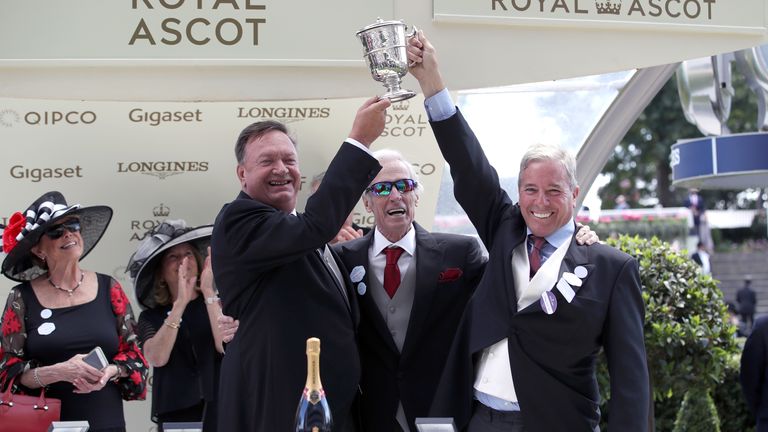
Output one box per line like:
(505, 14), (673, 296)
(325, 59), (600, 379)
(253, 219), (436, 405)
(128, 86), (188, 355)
(341, 232), (399, 354)
(401, 224), (441, 362)
(327, 246), (359, 325)
(517, 235), (592, 315)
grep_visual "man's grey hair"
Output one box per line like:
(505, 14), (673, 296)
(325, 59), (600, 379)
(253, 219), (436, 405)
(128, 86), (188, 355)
(518, 143), (578, 190)
(369, 149), (424, 198)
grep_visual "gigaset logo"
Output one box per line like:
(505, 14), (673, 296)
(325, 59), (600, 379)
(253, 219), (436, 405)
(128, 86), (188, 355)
(23, 111), (97, 126)
(0, 109), (20, 127)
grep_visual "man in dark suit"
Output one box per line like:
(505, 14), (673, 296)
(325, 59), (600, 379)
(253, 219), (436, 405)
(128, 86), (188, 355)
(741, 316), (768, 431)
(333, 149), (487, 432)
(684, 188), (705, 238)
(690, 241), (711, 275)
(737, 276), (757, 331)
(210, 97), (389, 432)
(406, 33), (649, 431)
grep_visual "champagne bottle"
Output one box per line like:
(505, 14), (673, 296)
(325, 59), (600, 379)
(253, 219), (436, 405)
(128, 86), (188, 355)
(294, 337), (333, 432)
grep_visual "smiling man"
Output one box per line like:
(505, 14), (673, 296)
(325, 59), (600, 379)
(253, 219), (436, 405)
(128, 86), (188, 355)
(211, 97), (389, 432)
(334, 149), (487, 432)
(407, 32), (649, 431)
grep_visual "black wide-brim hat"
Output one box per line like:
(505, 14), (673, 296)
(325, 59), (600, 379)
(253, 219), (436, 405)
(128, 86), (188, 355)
(126, 220), (212, 310)
(1, 191), (113, 282)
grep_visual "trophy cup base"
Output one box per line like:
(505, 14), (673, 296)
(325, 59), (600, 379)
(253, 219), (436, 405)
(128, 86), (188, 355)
(380, 89), (417, 102)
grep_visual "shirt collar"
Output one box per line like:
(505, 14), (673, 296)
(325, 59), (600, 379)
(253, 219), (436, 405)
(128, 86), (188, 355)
(526, 221), (575, 249)
(372, 225), (416, 257)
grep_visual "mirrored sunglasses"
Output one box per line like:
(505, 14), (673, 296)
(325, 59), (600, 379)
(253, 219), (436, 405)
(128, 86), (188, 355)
(367, 179), (418, 197)
(44, 220), (81, 240)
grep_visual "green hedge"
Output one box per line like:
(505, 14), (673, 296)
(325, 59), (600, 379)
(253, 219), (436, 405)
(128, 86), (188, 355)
(598, 235), (743, 431)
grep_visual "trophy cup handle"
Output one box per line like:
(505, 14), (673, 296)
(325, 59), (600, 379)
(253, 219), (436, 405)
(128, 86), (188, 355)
(406, 25), (419, 41)
(406, 25), (419, 68)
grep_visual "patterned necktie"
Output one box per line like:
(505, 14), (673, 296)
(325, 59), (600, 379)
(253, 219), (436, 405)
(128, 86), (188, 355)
(383, 246), (405, 298)
(529, 235), (547, 278)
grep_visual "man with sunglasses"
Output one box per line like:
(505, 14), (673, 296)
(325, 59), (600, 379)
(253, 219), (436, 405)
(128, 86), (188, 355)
(405, 33), (649, 432)
(333, 149), (487, 432)
(210, 97), (389, 432)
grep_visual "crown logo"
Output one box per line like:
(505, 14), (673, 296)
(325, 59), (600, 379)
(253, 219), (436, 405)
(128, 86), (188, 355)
(392, 101), (410, 111)
(153, 203), (171, 217)
(595, 0), (621, 14)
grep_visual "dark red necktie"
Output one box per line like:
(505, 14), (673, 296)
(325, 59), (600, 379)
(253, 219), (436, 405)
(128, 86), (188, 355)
(529, 235), (547, 278)
(384, 246), (405, 298)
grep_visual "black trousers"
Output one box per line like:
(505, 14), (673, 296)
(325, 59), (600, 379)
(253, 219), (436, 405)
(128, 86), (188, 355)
(467, 402), (525, 432)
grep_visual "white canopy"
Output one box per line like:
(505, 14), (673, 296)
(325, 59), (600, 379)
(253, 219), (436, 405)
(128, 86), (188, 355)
(1, 0), (766, 101)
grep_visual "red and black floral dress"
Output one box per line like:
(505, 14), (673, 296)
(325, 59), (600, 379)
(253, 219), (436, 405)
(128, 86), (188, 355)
(0, 273), (148, 431)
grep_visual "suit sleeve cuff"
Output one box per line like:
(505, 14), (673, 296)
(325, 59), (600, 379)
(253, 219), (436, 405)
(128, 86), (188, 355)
(424, 88), (457, 122)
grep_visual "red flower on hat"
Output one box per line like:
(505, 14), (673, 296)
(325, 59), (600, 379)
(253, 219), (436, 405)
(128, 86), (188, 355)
(110, 283), (128, 315)
(2, 212), (25, 254)
(2, 309), (21, 336)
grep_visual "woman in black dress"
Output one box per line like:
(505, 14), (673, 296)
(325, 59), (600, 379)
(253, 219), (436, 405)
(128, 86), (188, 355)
(127, 220), (237, 431)
(0, 191), (149, 431)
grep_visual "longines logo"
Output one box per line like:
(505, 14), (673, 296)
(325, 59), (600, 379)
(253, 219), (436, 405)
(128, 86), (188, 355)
(491, 0), (716, 20)
(116, 161), (209, 180)
(0, 109), (20, 127)
(0, 109), (97, 126)
(236, 106), (331, 123)
(129, 203), (173, 241)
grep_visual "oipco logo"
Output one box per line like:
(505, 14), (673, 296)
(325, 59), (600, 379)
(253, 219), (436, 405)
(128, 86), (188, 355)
(0, 109), (20, 127)
(1, 109), (98, 126)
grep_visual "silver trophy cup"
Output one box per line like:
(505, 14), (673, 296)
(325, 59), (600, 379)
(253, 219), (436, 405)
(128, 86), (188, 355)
(356, 18), (417, 102)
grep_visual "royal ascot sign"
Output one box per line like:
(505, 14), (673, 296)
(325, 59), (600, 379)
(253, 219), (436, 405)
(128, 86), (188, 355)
(0, 0), (391, 62)
(434, 0), (765, 34)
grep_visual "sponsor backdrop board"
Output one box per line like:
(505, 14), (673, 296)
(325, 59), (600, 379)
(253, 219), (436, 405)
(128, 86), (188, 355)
(0, 95), (442, 432)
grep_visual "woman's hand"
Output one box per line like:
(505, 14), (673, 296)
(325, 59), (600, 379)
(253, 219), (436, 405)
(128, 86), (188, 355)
(62, 354), (105, 391)
(175, 256), (197, 307)
(199, 246), (215, 298)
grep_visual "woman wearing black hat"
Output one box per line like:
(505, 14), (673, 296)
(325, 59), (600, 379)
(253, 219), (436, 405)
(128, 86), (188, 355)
(0, 191), (149, 431)
(127, 219), (237, 431)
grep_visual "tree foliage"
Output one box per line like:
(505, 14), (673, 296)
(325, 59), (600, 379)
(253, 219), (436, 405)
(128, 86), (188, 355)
(598, 69), (760, 210)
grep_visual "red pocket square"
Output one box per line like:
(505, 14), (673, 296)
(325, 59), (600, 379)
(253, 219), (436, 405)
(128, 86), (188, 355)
(439, 268), (463, 282)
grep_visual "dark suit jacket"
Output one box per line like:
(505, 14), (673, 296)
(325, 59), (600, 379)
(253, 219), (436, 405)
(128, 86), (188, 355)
(334, 223), (486, 432)
(211, 143), (380, 432)
(741, 316), (768, 424)
(428, 111), (649, 431)
(737, 286), (757, 315)
(691, 251), (703, 266)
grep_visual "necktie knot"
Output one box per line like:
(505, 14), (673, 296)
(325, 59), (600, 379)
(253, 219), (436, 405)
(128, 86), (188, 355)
(385, 246), (405, 264)
(528, 235), (548, 278)
(384, 246), (405, 298)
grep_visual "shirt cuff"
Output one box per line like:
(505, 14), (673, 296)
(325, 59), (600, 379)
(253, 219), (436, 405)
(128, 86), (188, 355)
(344, 138), (372, 155)
(424, 88), (457, 122)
